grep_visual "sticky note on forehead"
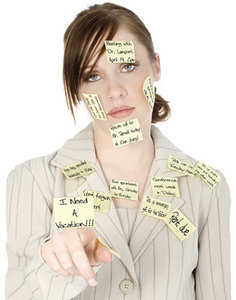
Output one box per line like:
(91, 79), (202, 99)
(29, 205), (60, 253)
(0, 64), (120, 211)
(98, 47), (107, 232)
(110, 179), (139, 200)
(143, 76), (155, 109)
(151, 176), (180, 197)
(83, 94), (107, 120)
(109, 118), (143, 147)
(62, 160), (95, 179)
(53, 196), (95, 230)
(194, 162), (221, 189)
(104, 40), (135, 63)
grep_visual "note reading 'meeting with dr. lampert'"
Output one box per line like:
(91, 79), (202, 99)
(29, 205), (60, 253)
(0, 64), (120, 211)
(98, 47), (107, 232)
(53, 196), (95, 230)
(83, 94), (107, 120)
(104, 40), (135, 63)
(109, 118), (143, 147)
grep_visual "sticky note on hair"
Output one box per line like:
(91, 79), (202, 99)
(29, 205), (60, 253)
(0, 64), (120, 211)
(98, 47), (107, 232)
(194, 162), (221, 189)
(110, 179), (139, 200)
(168, 155), (195, 176)
(143, 76), (155, 109)
(151, 177), (180, 197)
(53, 196), (95, 230)
(163, 208), (196, 241)
(140, 195), (171, 220)
(109, 118), (143, 147)
(104, 40), (135, 63)
(97, 237), (121, 259)
(62, 160), (95, 179)
(83, 94), (107, 120)
(83, 190), (111, 213)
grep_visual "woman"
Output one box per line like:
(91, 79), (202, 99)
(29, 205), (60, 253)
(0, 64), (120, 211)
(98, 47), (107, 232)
(5, 3), (231, 300)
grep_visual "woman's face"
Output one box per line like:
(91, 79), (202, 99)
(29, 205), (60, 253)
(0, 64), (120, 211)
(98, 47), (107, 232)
(79, 26), (161, 130)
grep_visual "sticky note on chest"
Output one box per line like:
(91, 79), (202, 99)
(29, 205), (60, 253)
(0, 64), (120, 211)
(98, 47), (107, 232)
(53, 196), (95, 230)
(83, 94), (107, 120)
(151, 177), (180, 197)
(83, 190), (111, 213)
(104, 40), (135, 63)
(143, 76), (155, 109)
(110, 179), (139, 200)
(140, 195), (171, 220)
(168, 155), (195, 176)
(163, 208), (196, 241)
(62, 160), (95, 179)
(194, 162), (221, 188)
(109, 118), (143, 147)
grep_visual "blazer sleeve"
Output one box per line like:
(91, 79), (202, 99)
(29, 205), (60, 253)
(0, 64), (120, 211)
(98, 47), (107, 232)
(5, 162), (103, 300)
(194, 171), (231, 300)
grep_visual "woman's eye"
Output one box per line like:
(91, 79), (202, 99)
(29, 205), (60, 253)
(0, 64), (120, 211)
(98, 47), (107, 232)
(87, 74), (100, 82)
(122, 64), (135, 72)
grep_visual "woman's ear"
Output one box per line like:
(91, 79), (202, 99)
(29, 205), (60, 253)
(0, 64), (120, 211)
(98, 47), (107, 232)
(153, 53), (161, 82)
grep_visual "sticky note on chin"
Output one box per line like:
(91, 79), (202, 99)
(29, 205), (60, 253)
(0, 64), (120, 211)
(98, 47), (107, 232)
(143, 76), (155, 109)
(53, 196), (95, 230)
(83, 94), (107, 120)
(109, 118), (143, 147)
(104, 40), (135, 63)
(97, 238), (121, 259)
(194, 162), (221, 189)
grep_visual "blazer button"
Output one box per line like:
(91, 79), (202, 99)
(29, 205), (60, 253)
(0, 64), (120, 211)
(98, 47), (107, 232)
(119, 279), (134, 294)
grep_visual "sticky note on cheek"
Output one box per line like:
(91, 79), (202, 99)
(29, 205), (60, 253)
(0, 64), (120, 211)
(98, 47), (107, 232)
(53, 196), (95, 230)
(104, 40), (135, 63)
(97, 238), (121, 259)
(143, 76), (155, 109)
(83, 94), (107, 120)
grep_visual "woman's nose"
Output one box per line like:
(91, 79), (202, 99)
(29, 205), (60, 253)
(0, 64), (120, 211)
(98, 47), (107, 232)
(105, 76), (127, 101)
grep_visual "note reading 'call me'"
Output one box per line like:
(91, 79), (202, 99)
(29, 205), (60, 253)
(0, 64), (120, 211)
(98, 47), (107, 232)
(110, 179), (139, 200)
(83, 94), (107, 120)
(62, 160), (95, 179)
(140, 195), (171, 220)
(83, 190), (111, 213)
(104, 40), (135, 63)
(151, 177), (180, 197)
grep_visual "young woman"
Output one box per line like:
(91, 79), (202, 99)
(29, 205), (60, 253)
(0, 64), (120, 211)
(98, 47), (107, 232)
(5, 3), (231, 300)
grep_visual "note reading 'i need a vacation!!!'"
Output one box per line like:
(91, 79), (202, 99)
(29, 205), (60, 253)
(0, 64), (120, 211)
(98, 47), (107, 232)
(140, 195), (171, 220)
(62, 160), (95, 179)
(194, 162), (221, 189)
(83, 190), (111, 214)
(163, 208), (196, 241)
(151, 176), (180, 197)
(143, 76), (155, 109)
(83, 94), (107, 120)
(110, 179), (139, 200)
(53, 196), (95, 230)
(97, 237), (121, 259)
(168, 155), (195, 176)
(109, 118), (143, 147)
(104, 40), (135, 63)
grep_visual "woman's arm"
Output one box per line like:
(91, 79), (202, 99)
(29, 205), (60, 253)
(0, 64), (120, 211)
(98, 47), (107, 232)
(5, 157), (103, 300)
(194, 171), (231, 300)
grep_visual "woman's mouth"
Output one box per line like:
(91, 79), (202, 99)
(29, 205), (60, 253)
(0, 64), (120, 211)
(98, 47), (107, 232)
(107, 105), (135, 119)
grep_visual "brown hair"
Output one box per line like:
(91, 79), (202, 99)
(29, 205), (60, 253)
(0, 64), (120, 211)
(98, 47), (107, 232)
(63, 2), (171, 124)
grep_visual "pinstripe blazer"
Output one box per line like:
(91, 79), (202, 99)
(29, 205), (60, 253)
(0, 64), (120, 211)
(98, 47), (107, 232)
(5, 123), (231, 300)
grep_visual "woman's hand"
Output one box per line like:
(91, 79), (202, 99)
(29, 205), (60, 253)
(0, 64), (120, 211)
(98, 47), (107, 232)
(40, 227), (113, 286)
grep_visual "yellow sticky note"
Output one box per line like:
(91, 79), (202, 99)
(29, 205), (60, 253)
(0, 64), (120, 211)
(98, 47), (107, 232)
(83, 94), (107, 120)
(151, 177), (180, 197)
(143, 76), (155, 109)
(168, 155), (195, 177)
(140, 195), (171, 220)
(104, 40), (135, 63)
(97, 238), (121, 259)
(62, 160), (95, 179)
(194, 162), (221, 189)
(163, 208), (196, 241)
(109, 118), (143, 147)
(83, 190), (111, 213)
(53, 196), (95, 230)
(110, 179), (139, 200)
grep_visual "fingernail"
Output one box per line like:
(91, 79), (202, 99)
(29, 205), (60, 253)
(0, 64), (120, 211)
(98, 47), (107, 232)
(88, 278), (97, 287)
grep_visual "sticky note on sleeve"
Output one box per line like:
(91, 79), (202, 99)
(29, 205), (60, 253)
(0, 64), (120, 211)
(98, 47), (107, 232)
(83, 94), (107, 120)
(143, 76), (155, 109)
(194, 162), (221, 189)
(151, 177), (180, 197)
(163, 208), (196, 241)
(110, 179), (139, 200)
(104, 40), (135, 63)
(140, 195), (171, 220)
(109, 118), (143, 147)
(62, 160), (95, 179)
(83, 190), (111, 213)
(168, 155), (195, 176)
(53, 196), (95, 230)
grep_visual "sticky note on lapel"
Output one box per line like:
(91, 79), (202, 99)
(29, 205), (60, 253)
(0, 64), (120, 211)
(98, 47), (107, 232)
(83, 190), (111, 213)
(62, 160), (95, 179)
(194, 162), (221, 189)
(168, 155), (195, 176)
(151, 177), (180, 197)
(140, 195), (171, 220)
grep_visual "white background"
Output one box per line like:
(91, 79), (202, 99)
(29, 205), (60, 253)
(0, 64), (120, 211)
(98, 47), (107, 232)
(0, 0), (235, 298)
